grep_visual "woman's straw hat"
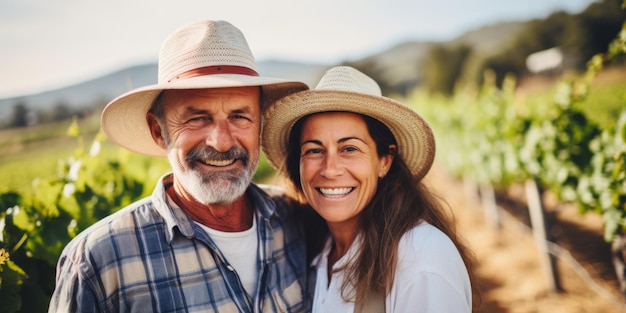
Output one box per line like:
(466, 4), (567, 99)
(101, 20), (308, 156)
(262, 66), (435, 180)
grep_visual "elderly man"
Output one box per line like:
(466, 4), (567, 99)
(48, 20), (310, 312)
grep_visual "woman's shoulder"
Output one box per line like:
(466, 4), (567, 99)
(397, 222), (464, 271)
(401, 222), (454, 246)
(391, 222), (473, 311)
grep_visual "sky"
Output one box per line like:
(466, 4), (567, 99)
(0, 0), (599, 99)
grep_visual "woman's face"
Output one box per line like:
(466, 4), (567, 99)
(298, 112), (393, 228)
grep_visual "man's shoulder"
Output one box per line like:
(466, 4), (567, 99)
(252, 183), (288, 212)
(62, 197), (161, 255)
(256, 183), (285, 198)
(252, 183), (307, 225)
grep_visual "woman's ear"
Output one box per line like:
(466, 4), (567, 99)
(147, 113), (167, 149)
(378, 144), (396, 178)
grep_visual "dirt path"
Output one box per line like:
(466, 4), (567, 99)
(424, 163), (626, 313)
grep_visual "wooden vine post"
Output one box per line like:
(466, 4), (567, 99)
(525, 178), (562, 292)
(480, 184), (501, 230)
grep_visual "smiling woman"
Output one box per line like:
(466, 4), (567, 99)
(262, 66), (479, 312)
(298, 112), (393, 228)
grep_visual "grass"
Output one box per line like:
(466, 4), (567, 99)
(577, 82), (626, 129)
(518, 67), (626, 130)
(1, 117), (92, 191)
(0, 115), (162, 192)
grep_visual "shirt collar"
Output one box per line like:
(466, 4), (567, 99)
(151, 173), (278, 242)
(311, 233), (362, 270)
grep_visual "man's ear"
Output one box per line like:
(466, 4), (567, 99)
(147, 113), (167, 149)
(379, 144), (396, 178)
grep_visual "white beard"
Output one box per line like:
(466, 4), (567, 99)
(172, 159), (257, 205)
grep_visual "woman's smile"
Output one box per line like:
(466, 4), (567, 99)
(317, 187), (355, 198)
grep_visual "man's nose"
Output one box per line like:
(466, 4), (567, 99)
(205, 121), (235, 152)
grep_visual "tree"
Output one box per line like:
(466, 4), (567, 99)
(423, 44), (472, 96)
(9, 102), (29, 128)
(577, 0), (626, 65)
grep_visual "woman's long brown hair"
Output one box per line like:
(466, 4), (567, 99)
(283, 113), (480, 308)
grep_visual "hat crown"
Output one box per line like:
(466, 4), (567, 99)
(315, 66), (382, 96)
(158, 20), (257, 83)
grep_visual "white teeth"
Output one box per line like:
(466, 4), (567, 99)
(204, 159), (235, 167)
(319, 187), (352, 196)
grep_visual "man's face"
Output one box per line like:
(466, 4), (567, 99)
(150, 87), (261, 205)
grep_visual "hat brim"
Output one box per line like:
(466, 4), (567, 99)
(262, 90), (435, 180)
(101, 74), (308, 156)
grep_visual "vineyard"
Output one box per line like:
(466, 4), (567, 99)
(406, 13), (626, 312)
(425, 161), (625, 312)
(1, 6), (626, 313)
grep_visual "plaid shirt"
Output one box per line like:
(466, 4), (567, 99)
(49, 174), (310, 313)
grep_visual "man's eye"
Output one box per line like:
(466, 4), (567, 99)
(187, 116), (209, 123)
(231, 114), (253, 124)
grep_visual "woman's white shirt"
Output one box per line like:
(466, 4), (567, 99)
(311, 222), (472, 313)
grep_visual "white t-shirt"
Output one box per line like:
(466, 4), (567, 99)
(311, 222), (472, 313)
(197, 218), (259, 298)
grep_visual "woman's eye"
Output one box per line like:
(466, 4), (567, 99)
(342, 146), (358, 153)
(302, 148), (323, 156)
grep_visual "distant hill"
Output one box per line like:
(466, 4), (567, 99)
(0, 64), (157, 123)
(0, 61), (331, 124)
(0, 21), (525, 124)
(348, 21), (526, 93)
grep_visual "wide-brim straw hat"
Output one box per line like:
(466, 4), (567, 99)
(101, 20), (308, 156)
(262, 66), (435, 180)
